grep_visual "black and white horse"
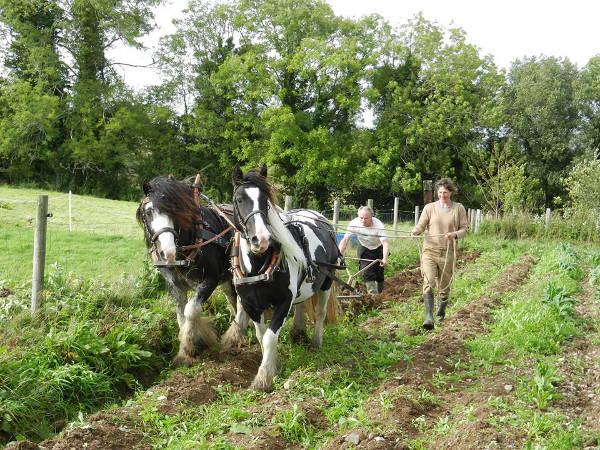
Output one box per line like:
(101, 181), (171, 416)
(136, 175), (249, 365)
(229, 165), (339, 391)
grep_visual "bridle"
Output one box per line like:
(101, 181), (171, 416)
(231, 183), (281, 286)
(232, 183), (270, 239)
(141, 193), (233, 267)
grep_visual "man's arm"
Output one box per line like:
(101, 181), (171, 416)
(381, 239), (390, 267)
(338, 233), (351, 254)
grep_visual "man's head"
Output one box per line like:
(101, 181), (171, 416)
(358, 205), (373, 227)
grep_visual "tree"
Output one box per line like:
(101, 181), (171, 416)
(578, 56), (600, 157)
(157, 0), (382, 205)
(0, 0), (67, 182)
(504, 56), (581, 208)
(369, 14), (504, 207)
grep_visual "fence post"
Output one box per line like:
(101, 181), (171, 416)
(367, 199), (373, 210)
(475, 209), (481, 234)
(69, 190), (72, 232)
(469, 208), (476, 232)
(545, 208), (551, 230)
(393, 197), (399, 235)
(31, 195), (48, 314)
(284, 195), (293, 211)
(414, 205), (420, 227)
(423, 180), (433, 205)
(333, 199), (340, 230)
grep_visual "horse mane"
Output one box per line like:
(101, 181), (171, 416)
(137, 176), (200, 231)
(242, 169), (305, 268)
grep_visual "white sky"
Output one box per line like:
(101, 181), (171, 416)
(109, 0), (600, 89)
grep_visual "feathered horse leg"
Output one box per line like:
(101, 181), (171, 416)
(174, 280), (219, 366)
(311, 288), (331, 349)
(222, 295), (250, 351)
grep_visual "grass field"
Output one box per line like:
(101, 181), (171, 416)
(0, 185), (146, 286)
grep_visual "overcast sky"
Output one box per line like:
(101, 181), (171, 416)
(109, 0), (600, 88)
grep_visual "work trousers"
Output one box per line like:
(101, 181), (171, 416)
(357, 244), (384, 283)
(421, 246), (455, 297)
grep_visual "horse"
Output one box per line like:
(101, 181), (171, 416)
(229, 165), (340, 391)
(136, 175), (250, 366)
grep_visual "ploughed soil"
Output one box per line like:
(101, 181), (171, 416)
(9, 249), (600, 449)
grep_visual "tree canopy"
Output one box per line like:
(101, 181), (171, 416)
(1, 0), (599, 212)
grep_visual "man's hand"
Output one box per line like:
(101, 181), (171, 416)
(445, 231), (457, 240)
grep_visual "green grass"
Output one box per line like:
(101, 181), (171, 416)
(0, 185), (146, 286)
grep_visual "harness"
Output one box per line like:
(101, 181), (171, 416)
(229, 199), (356, 292)
(142, 174), (234, 267)
(230, 231), (282, 286)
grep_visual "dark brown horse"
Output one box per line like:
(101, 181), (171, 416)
(137, 175), (249, 365)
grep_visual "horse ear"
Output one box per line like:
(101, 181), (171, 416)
(143, 180), (151, 195)
(232, 164), (244, 186)
(259, 164), (267, 178)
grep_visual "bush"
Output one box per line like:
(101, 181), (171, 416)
(479, 213), (600, 242)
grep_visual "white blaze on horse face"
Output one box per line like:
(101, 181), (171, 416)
(246, 187), (271, 254)
(146, 202), (177, 263)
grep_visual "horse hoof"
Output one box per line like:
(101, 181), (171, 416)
(289, 329), (310, 345)
(250, 379), (273, 392)
(172, 354), (197, 367)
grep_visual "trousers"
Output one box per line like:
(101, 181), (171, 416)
(421, 246), (455, 297)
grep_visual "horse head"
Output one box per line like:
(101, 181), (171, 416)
(137, 176), (199, 264)
(232, 164), (273, 254)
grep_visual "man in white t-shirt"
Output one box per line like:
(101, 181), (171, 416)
(338, 205), (389, 294)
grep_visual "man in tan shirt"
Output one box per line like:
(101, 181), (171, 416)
(411, 178), (468, 330)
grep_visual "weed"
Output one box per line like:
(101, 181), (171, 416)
(272, 403), (315, 444)
(524, 363), (562, 410)
(541, 282), (577, 321)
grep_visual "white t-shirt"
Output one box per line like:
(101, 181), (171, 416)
(344, 217), (388, 250)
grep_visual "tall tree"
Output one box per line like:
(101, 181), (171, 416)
(369, 15), (503, 206)
(158, 0), (382, 205)
(0, 0), (67, 182)
(504, 56), (581, 208)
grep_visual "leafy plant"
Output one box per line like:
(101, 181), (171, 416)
(525, 363), (562, 410)
(541, 282), (577, 321)
(272, 403), (314, 444)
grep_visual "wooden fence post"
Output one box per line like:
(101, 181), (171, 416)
(475, 209), (481, 234)
(284, 195), (293, 211)
(423, 180), (433, 205)
(545, 208), (551, 230)
(367, 199), (373, 210)
(414, 205), (420, 227)
(333, 200), (340, 230)
(31, 195), (48, 314)
(393, 197), (399, 235)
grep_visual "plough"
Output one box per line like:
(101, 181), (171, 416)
(337, 257), (382, 299)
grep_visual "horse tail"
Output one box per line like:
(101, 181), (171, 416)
(305, 283), (340, 325)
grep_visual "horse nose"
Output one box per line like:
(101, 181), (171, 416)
(164, 249), (176, 263)
(250, 236), (267, 253)
(251, 236), (261, 248)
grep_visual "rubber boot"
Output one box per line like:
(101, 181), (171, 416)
(422, 292), (434, 330)
(377, 281), (384, 294)
(365, 281), (378, 295)
(436, 298), (448, 322)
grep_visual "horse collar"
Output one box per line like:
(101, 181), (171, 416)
(230, 231), (281, 286)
